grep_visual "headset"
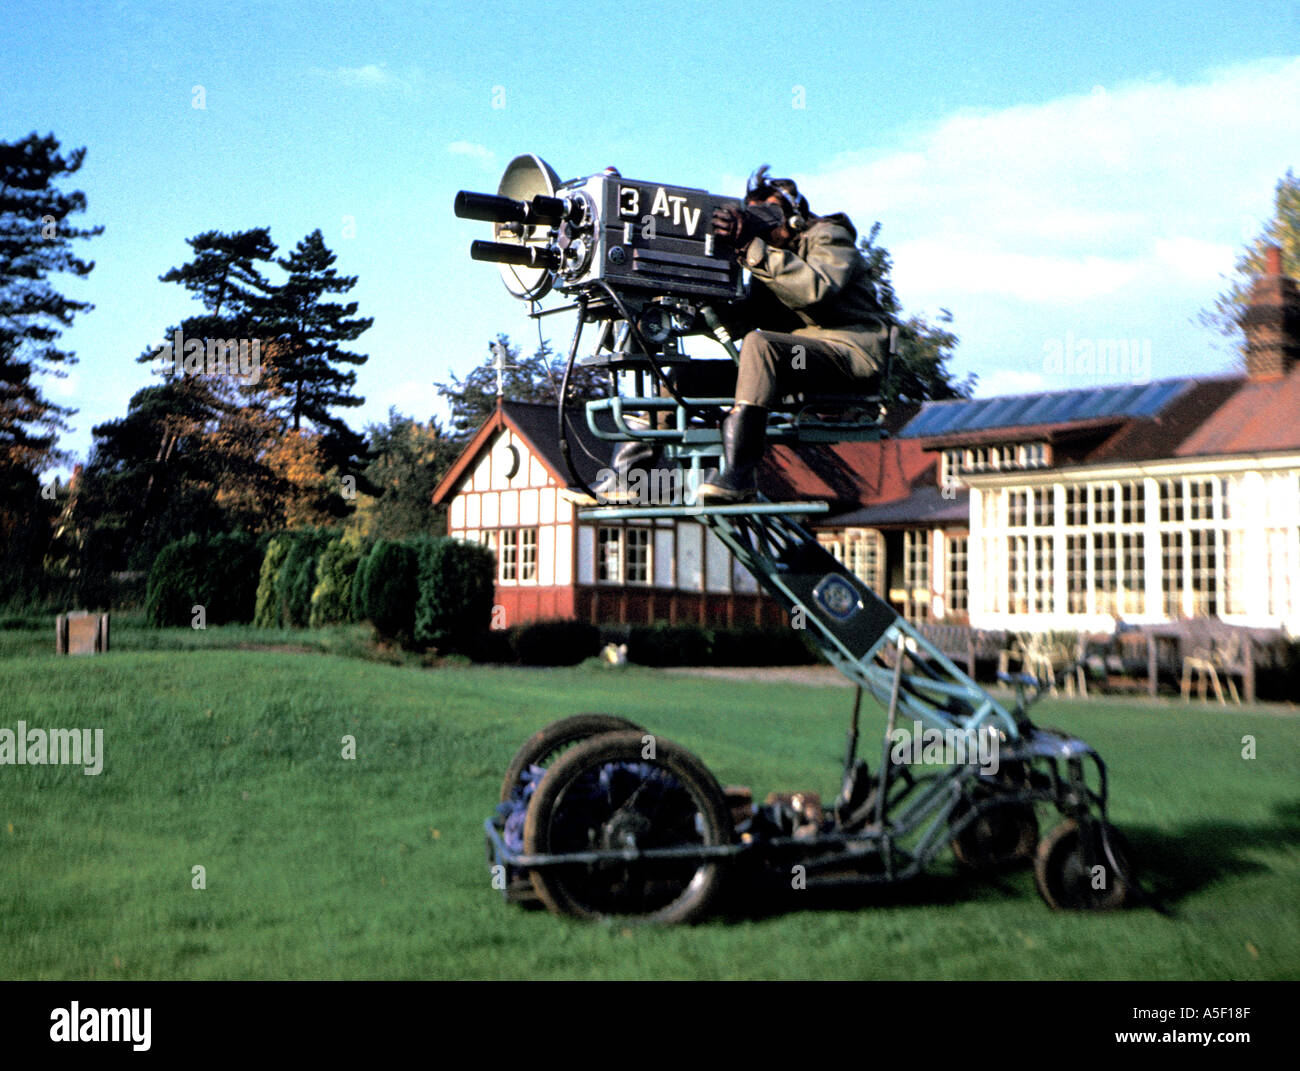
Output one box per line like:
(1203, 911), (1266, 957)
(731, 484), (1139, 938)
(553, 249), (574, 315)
(746, 164), (809, 231)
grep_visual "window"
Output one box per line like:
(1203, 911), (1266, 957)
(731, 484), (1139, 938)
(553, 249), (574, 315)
(498, 528), (537, 583)
(1033, 535), (1054, 613)
(597, 526), (651, 585)
(821, 529), (883, 592)
(953, 442), (1046, 475)
(1067, 534), (1088, 613)
(499, 529), (518, 581)
(1008, 534), (1029, 614)
(1021, 442), (1048, 468)
(1119, 532), (1144, 615)
(1093, 532), (1117, 614)
(1188, 478), (1214, 521)
(1066, 486), (1087, 526)
(597, 527), (623, 582)
(1093, 484), (1116, 525)
(1008, 490), (1028, 528)
(1161, 531), (1185, 617)
(1159, 479), (1185, 524)
(519, 528), (537, 581)
(844, 529), (884, 593)
(1008, 533), (1053, 614)
(1033, 487), (1054, 528)
(941, 449), (964, 490)
(819, 535), (844, 563)
(903, 530), (930, 622)
(1189, 528), (1217, 616)
(945, 535), (968, 615)
(1119, 480), (1143, 526)
(626, 528), (650, 584)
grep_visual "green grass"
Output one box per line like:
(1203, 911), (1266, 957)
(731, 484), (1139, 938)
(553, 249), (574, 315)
(0, 613), (402, 665)
(0, 644), (1297, 979)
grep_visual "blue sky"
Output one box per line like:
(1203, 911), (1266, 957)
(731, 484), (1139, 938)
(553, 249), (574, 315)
(3, 0), (1298, 475)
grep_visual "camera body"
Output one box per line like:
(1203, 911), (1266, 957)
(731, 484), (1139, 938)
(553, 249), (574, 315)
(548, 172), (744, 301)
(455, 155), (745, 313)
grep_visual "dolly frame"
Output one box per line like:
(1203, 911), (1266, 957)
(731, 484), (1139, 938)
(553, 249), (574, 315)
(484, 294), (1132, 913)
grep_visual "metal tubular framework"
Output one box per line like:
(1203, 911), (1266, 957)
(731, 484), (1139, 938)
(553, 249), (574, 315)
(461, 159), (1135, 917)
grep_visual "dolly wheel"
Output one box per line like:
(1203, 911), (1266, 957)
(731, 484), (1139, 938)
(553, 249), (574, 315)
(1034, 818), (1134, 910)
(951, 801), (1039, 871)
(499, 713), (643, 803)
(523, 730), (733, 924)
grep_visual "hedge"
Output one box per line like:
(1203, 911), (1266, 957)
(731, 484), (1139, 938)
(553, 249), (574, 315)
(146, 531), (263, 627)
(309, 533), (369, 628)
(414, 537), (496, 652)
(253, 529), (333, 629)
(356, 538), (421, 642)
(511, 618), (601, 666)
(620, 622), (819, 667)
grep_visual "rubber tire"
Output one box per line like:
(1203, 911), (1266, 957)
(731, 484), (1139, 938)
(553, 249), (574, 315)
(499, 713), (643, 803)
(951, 801), (1039, 870)
(523, 730), (733, 924)
(1035, 818), (1134, 910)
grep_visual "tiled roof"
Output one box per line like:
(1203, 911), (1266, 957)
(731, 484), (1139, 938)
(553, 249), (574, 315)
(500, 400), (613, 486)
(1176, 371), (1300, 456)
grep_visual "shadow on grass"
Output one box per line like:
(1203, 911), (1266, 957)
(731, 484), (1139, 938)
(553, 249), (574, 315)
(1118, 799), (1300, 910)
(712, 860), (1037, 923)
(710, 799), (1300, 923)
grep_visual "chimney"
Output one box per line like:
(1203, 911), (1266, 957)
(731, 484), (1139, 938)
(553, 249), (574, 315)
(1239, 244), (1300, 378)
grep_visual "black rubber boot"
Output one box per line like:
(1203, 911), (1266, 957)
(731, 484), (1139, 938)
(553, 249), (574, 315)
(695, 404), (768, 502)
(559, 426), (662, 505)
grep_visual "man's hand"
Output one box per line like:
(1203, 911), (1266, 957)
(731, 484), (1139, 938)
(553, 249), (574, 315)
(712, 202), (784, 252)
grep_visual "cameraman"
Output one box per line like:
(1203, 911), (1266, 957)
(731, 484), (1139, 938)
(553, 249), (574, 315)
(696, 166), (890, 502)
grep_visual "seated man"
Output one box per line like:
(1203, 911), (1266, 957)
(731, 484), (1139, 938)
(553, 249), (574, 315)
(696, 166), (890, 502)
(562, 167), (888, 506)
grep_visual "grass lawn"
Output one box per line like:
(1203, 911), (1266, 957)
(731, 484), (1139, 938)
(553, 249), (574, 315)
(0, 641), (1297, 980)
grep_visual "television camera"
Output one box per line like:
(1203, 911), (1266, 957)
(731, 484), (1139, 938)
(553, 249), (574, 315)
(453, 154), (746, 356)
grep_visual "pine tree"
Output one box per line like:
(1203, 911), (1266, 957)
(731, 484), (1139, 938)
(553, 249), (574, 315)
(0, 133), (103, 473)
(261, 229), (372, 471)
(157, 227), (276, 331)
(140, 227), (281, 538)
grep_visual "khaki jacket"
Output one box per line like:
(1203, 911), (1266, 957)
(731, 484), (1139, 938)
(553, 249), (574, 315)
(741, 213), (887, 367)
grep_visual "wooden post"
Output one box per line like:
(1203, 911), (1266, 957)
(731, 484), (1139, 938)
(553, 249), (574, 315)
(1147, 632), (1158, 698)
(1244, 637), (1255, 704)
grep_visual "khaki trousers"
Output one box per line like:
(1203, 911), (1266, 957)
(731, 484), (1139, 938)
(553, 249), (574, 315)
(733, 329), (885, 408)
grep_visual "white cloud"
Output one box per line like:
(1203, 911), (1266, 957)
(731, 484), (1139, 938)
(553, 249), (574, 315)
(447, 141), (494, 163)
(892, 238), (1142, 302)
(800, 56), (1300, 306)
(315, 63), (415, 90)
